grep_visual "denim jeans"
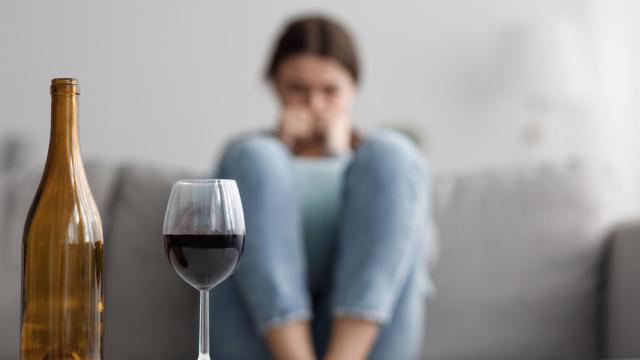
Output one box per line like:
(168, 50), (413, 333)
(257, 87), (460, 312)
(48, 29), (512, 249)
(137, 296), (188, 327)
(212, 130), (430, 360)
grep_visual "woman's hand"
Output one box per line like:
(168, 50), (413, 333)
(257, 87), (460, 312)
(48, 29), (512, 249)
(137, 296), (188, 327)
(277, 105), (316, 151)
(316, 111), (351, 155)
(277, 106), (351, 156)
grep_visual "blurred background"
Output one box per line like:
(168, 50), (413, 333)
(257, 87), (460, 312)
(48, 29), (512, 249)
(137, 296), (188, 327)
(3, 1), (640, 358)
(1, 0), (639, 215)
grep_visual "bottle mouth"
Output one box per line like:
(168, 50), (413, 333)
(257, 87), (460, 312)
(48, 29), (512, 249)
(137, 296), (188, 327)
(50, 78), (79, 95)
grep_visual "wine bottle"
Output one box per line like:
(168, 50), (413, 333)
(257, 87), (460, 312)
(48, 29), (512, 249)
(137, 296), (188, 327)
(21, 78), (104, 360)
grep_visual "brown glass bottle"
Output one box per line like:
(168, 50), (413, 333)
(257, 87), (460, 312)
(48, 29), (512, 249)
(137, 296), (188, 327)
(21, 78), (103, 360)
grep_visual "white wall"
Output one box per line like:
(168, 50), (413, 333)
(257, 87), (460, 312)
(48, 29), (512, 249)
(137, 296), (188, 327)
(0, 0), (632, 178)
(587, 0), (640, 216)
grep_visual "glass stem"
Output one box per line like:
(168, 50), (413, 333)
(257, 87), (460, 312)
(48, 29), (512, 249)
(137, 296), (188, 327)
(198, 290), (211, 360)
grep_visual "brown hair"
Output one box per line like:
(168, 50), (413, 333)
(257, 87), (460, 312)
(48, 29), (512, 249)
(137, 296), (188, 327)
(265, 15), (360, 84)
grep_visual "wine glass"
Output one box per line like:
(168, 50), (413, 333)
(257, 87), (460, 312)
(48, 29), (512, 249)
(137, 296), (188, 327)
(163, 179), (245, 360)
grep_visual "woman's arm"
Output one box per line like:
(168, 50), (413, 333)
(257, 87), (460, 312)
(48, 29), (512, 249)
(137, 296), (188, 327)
(265, 320), (317, 360)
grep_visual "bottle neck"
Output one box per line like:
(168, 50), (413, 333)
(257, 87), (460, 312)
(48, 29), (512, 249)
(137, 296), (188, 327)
(45, 92), (82, 176)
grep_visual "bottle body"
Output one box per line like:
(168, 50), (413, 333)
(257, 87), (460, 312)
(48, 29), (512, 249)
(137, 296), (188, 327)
(21, 79), (104, 360)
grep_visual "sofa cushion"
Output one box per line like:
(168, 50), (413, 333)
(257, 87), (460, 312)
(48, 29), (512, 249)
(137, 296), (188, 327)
(425, 162), (616, 359)
(0, 161), (118, 358)
(103, 164), (197, 359)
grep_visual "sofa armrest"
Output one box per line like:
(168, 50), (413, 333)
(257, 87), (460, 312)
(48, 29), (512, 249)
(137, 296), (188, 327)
(605, 221), (640, 357)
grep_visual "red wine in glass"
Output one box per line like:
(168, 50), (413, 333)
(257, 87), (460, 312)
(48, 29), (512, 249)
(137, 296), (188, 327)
(163, 233), (245, 290)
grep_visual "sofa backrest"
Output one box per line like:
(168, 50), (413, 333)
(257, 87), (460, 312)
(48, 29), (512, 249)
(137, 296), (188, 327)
(425, 162), (616, 359)
(0, 162), (199, 359)
(0, 161), (619, 360)
(101, 164), (197, 359)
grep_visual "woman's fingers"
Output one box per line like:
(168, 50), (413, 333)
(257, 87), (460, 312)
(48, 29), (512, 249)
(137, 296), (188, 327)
(277, 106), (351, 155)
(277, 106), (315, 147)
(316, 112), (352, 154)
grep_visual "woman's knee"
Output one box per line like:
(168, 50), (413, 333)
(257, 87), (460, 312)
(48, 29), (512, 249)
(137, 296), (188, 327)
(351, 130), (429, 186)
(219, 134), (293, 178)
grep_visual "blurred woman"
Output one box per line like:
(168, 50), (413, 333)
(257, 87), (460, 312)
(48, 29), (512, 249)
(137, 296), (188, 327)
(213, 15), (431, 360)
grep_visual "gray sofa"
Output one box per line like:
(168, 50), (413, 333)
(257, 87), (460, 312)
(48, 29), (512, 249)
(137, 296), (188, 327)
(1, 160), (639, 359)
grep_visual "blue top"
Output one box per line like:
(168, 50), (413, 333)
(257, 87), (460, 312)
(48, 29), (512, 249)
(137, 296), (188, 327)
(294, 156), (350, 292)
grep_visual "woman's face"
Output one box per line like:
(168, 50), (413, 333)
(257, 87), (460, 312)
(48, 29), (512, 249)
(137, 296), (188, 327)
(273, 54), (356, 117)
